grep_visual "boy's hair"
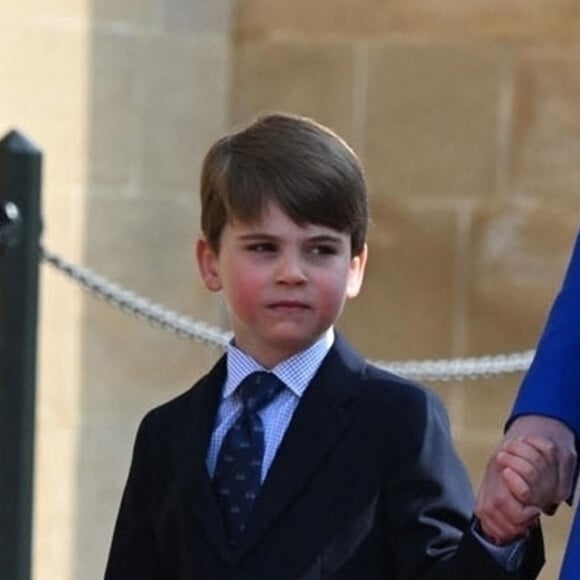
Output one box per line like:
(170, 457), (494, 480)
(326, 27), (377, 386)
(199, 113), (368, 256)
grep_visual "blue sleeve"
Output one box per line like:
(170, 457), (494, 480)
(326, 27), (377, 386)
(511, 229), (580, 440)
(471, 521), (526, 572)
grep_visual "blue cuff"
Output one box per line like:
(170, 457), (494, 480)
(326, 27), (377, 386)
(471, 520), (526, 572)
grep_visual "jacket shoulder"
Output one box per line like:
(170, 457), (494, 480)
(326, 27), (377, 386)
(361, 362), (443, 410)
(140, 356), (226, 429)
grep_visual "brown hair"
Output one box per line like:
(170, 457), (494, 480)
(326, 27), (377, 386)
(199, 113), (368, 256)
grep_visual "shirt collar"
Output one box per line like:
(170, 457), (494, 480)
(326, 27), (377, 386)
(224, 328), (335, 399)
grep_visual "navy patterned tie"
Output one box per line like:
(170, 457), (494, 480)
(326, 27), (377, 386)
(214, 371), (284, 543)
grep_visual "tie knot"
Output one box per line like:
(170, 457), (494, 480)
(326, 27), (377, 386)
(237, 372), (283, 412)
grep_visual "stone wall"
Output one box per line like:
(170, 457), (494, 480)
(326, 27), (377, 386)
(232, 3), (580, 578)
(1, 1), (579, 578)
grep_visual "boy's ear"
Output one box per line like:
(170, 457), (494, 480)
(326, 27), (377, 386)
(346, 243), (368, 299)
(196, 237), (222, 292)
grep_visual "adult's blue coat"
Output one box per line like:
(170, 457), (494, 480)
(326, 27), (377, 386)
(511, 229), (580, 579)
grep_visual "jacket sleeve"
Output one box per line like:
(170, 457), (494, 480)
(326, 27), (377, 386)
(385, 388), (544, 580)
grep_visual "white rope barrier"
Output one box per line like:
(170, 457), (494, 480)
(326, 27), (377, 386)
(40, 247), (535, 382)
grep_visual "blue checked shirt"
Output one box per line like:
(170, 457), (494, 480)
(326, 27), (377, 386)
(206, 328), (334, 482)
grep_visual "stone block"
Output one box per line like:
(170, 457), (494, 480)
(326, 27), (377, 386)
(88, 34), (138, 187)
(235, 0), (383, 40)
(81, 192), (224, 377)
(92, 0), (154, 26)
(0, 28), (89, 187)
(459, 375), (520, 433)
(385, 0), (580, 46)
(364, 43), (504, 199)
(236, 0), (580, 45)
(84, 195), (207, 315)
(455, 437), (498, 489)
(162, 0), (232, 35)
(512, 53), (580, 207)
(0, 0), (90, 26)
(140, 37), (230, 193)
(339, 199), (456, 361)
(232, 41), (355, 145)
(466, 207), (580, 355)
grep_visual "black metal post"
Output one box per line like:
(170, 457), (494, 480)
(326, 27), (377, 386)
(0, 130), (42, 580)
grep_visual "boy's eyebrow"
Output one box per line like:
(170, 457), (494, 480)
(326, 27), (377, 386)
(236, 233), (278, 241)
(237, 232), (346, 245)
(305, 234), (346, 245)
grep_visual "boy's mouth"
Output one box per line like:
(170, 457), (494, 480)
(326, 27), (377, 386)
(268, 301), (310, 310)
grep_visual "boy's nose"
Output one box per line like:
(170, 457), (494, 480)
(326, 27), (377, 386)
(276, 254), (307, 284)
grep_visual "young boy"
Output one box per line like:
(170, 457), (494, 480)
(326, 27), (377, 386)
(104, 113), (543, 579)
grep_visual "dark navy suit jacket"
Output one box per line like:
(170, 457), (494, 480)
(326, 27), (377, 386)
(511, 230), (580, 579)
(105, 334), (543, 579)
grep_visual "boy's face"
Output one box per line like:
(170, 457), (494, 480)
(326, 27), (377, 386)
(197, 201), (367, 368)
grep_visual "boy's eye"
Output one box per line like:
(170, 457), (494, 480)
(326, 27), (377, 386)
(310, 244), (338, 256)
(247, 242), (277, 253)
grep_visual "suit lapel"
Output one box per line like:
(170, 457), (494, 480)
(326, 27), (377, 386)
(234, 335), (365, 559)
(175, 357), (232, 561)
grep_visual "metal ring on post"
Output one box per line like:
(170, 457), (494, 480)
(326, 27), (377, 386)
(0, 201), (22, 247)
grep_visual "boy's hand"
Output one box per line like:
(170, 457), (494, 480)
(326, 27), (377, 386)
(476, 439), (541, 544)
(475, 415), (577, 544)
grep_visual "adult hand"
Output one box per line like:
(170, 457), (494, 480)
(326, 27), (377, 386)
(496, 436), (558, 508)
(504, 415), (577, 510)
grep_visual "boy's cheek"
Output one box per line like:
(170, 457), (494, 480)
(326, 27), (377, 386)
(226, 277), (262, 310)
(316, 285), (350, 315)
